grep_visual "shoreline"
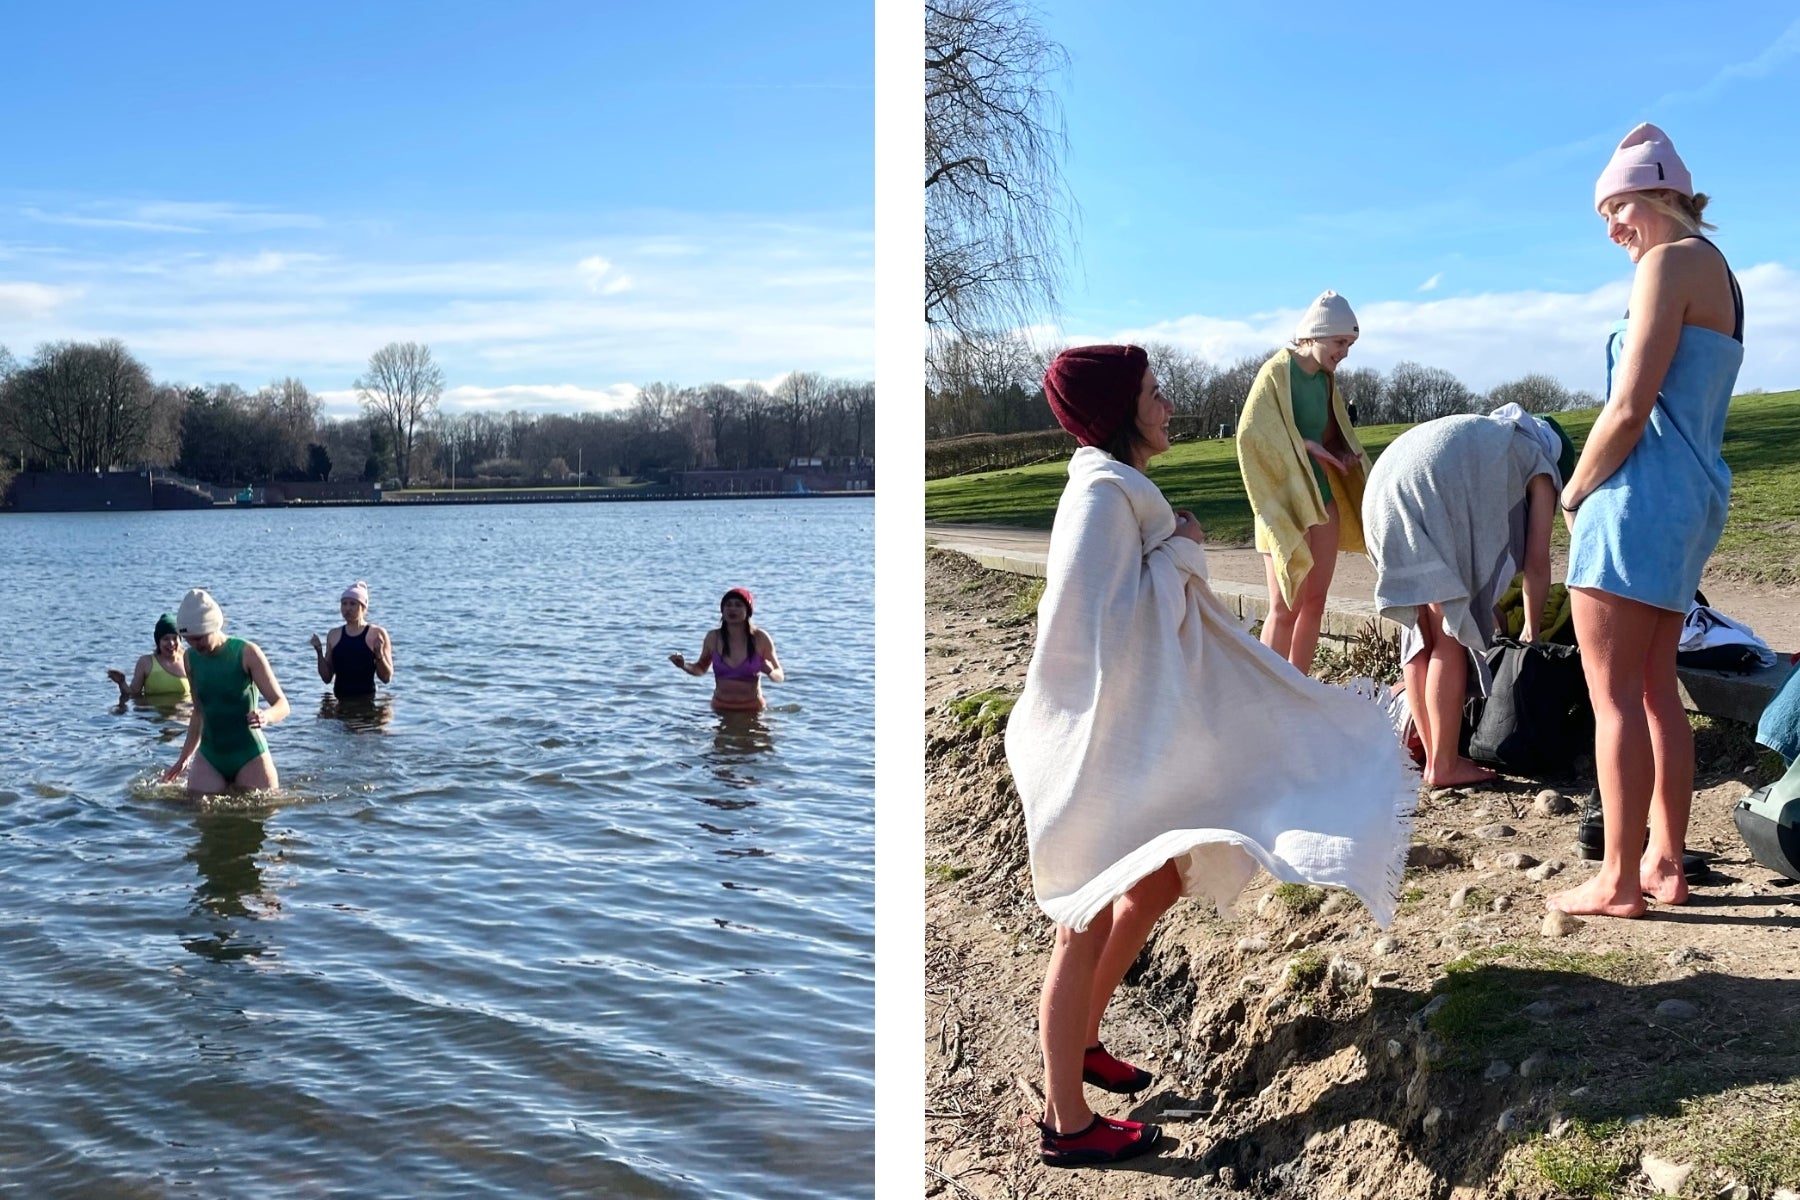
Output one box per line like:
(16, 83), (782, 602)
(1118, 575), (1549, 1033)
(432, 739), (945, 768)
(2, 489), (874, 514)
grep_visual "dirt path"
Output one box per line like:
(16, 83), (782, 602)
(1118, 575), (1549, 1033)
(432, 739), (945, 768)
(925, 523), (1800, 654)
(924, 548), (1800, 1199)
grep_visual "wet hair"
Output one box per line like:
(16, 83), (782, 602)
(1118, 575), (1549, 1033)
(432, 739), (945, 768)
(1615, 188), (1715, 233)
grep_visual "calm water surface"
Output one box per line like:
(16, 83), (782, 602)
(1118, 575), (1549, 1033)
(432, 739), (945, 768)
(0, 500), (873, 1198)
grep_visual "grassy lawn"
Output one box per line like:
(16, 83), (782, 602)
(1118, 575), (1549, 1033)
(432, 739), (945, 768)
(925, 388), (1800, 584)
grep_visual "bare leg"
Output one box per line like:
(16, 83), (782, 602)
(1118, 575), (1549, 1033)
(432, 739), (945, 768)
(1083, 862), (1182, 1046)
(1417, 604), (1494, 787)
(1547, 588), (1658, 917)
(1284, 502), (1341, 674)
(185, 754), (229, 796)
(1641, 611), (1691, 904)
(234, 753), (280, 792)
(1260, 552), (1297, 661)
(1040, 909), (1112, 1134)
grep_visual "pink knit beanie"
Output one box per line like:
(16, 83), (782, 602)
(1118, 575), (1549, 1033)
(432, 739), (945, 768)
(1594, 122), (1692, 213)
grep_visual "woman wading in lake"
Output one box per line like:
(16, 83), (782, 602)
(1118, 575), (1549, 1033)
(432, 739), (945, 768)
(1007, 345), (1415, 1169)
(670, 588), (784, 712)
(163, 589), (290, 794)
(1548, 123), (1744, 919)
(109, 613), (190, 703)
(310, 581), (393, 699)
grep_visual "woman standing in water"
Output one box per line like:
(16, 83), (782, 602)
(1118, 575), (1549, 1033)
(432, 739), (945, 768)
(1549, 123), (1744, 918)
(162, 589), (290, 794)
(1236, 291), (1373, 673)
(670, 587), (784, 712)
(310, 581), (394, 699)
(108, 613), (190, 702)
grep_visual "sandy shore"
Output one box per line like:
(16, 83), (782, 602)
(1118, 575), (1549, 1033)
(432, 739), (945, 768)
(924, 546), (1800, 1199)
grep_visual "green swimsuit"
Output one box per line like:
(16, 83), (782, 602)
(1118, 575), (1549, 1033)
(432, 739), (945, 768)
(1288, 360), (1334, 504)
(188, 637), (267, 779)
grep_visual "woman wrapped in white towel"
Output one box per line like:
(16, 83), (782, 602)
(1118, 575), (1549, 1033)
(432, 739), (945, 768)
(1006, 345), (1417, 1169)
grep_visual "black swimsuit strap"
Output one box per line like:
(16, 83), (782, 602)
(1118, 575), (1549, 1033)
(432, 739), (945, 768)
(1622, 234), (1744, 343)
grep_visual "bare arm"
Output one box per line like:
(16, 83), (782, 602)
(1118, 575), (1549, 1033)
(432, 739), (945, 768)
(370, 624), (394, 683)
(757, 631), (784, 683)
(670, 632), (716, 676)
(110, 654), (153, 701)
(163, 652), (202, 780)
(310, 628), (339, 683)
(1561, 245), (1688, 512)
(1520, 474), (1557, 642)
(243, 641), (289, 728)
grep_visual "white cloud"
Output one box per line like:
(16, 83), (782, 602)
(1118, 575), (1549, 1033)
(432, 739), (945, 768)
(0, 280), (80, 321)
(21, 200), (323, 234)
(1418, 272), (1442, 292)
(0, 209), (872, 396)
(1103, 263), (1800, 396)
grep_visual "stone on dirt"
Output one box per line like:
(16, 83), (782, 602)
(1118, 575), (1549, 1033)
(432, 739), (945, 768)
(1483, 1059), (1512, 1083)
(1639, 1154), (1693, 1195)
(1654, 998), (1700, 1022)
(1667, 946), (1713, 966)
(1527, 860), (1565, 882)
(1474, 823), (1517, 839)
(1541, 909), (1584, 937)
(1496, 851), (1540, 870)
(1533, 788), (1576, 816)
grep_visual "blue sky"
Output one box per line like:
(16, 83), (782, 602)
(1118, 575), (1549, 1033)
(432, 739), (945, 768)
(0, 2), (872, 417)
(1029, 0), (1800, 396)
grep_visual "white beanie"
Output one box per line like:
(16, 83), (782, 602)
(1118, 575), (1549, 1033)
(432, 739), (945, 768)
(176, 588), (224, 636)
(1295, 290), (1359, 341)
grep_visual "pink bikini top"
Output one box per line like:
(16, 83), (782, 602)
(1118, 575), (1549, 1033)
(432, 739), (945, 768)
(712, 651), (764, 682)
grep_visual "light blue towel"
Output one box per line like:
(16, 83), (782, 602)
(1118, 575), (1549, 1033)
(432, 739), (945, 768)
(1566, 320), (1741, 612)
(1758, 664), (1800, 765)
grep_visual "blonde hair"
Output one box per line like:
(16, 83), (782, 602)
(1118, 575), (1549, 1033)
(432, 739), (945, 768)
(1624, 188), (1715, 233)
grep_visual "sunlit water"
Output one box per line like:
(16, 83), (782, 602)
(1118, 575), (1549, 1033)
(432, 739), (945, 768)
(0, 500), (873, 1198)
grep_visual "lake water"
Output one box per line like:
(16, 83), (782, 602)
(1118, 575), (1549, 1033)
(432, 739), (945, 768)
(0, 499), (873, 1198)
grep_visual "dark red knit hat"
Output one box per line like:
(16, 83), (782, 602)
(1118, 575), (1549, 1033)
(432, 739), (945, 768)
(721, 587), (754, 615)
(1043, 345), (1148, 447)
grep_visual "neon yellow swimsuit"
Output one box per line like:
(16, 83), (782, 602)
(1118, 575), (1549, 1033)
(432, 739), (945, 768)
(142, 657), (190, 699)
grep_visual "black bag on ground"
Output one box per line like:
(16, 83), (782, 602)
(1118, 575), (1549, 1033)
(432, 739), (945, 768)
(1465, 638), (1594, 775)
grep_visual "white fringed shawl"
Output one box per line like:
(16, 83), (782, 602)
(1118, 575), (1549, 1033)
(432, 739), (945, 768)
(1005, 448), (1418, 931)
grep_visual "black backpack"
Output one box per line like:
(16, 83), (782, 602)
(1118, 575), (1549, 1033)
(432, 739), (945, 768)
(1465, 638), (1595, 776)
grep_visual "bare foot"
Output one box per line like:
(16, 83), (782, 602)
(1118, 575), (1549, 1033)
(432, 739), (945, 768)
(1424, 758), (1498, 788)
(1546, 874), (1647, 918)
(1640, 856), (1689, 906)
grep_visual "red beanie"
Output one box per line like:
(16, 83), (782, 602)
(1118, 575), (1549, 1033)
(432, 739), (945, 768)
(1043, 345), (1147, 448)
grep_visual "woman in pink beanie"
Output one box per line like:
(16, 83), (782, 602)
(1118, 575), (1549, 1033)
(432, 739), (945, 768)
(1549, 123), (1744, 918)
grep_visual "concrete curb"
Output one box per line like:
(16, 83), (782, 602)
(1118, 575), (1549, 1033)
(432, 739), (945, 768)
(928, 539), (1796, 728)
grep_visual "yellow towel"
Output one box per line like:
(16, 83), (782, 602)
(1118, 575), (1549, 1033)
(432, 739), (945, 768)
(1235, 348), (1371, 607)
(1496, 574), (1573, 643)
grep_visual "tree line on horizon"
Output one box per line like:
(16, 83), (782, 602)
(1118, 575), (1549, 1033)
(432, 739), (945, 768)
(926, 330), (1599, 442)
(0, 340), (876, 493)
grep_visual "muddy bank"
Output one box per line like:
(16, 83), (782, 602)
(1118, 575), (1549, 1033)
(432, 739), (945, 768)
(924, 548), (1800, 1199)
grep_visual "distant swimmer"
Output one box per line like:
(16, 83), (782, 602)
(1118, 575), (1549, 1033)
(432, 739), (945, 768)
(669, 587), (784, 713)
(108, 613), (190, 702)
(310, 580), (393, 699)
(162, 589), (290, 794)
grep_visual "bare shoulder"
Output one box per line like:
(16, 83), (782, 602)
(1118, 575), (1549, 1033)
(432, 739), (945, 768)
(755, 628), (777, 652)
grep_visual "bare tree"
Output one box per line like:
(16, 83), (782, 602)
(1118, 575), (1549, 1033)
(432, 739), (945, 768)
(1335, 366), (1385, 425)
(926, 0), (1074, 351)
(355, 342), (444, 488)
(1486, 372), (1578, 414)
(1386, 361), (1476, 424)
(774, 372), (831, 462)
(0, 339), (158, 471)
